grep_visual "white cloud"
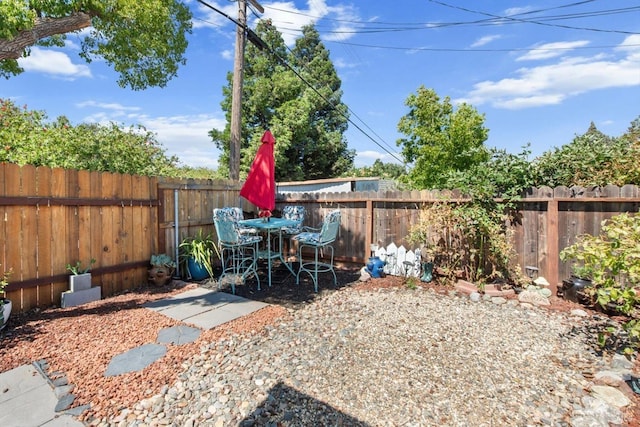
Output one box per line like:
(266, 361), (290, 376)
(504, 7), (533, 16)
(79, 103), (225, 168)
(333, 57), (358, 69)
(617, 34), (640, 61)
(139, 114), (225, 168)
(517, 40), (590, 61)
(355, 150), (402, 167)
(76, 101), (141, 112)
(192, 0), (238, 30)
(456, 37), (640, 110)
(470, 35), (502, 48)
(221, 49), (233, 60)
(18, 47), (91, 78)
(192, 1), (360, 46)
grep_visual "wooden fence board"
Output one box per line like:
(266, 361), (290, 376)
(114, 173), (129, 292)
(21, 166), (38, 309)
(5, 164), (24, 307)
(131, 175), (146, 285)
(88, 171), (103, 293)
(77, 170), (93, 295)
(35, 167), (54, 307)
(50, 168), (68, 305)
(100, 173), (116, 296)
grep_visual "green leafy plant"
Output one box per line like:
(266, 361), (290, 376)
(560, 212), (640, 356)
(405, 276), (419, 290)
(0, 266), (12, 299)
(66, 258), (96, 275)
(179, 229), (219, 280)
(407, 200), (526, 287)
(560, 212), (640, 314)
(150, 254), (176, 269)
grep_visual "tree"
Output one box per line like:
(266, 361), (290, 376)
(342, 159), (406, 180)
(283, 25), (353, 180)
(532, 119), (640, 187)
(443, 146), (535, 200)
(210, 19), (291, 179)
(0, 99), (180, 176)
(210, 22), (354, 181)
(396, 86), (489, 189)
(0, 0), (192, 90)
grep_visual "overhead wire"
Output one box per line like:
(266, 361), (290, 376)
(196, 0), (404, 164)
(324, 41), (640, 53)
(427, 0), (640, 35)
(264, 38), (405, 164)
(196, 0), (639, 165)
(263, 3), (640, 35)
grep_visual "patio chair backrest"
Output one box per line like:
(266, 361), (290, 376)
(282, 205), (305, 234)
(213, 208), (240, 244)
(318, 210), (341, 245)
(226, 207), (245, 222)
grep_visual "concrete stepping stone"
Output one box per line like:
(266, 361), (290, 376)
(144, 288), (268, 330)
(104, 344), (167, 377)
(157, 325), (201, 345)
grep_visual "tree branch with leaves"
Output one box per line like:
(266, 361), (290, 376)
(0, 0), (192, 90)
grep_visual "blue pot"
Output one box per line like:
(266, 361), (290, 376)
(187, 257), (210, 281)
(366, 256), (386, 278)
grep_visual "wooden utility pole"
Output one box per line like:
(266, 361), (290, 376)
(229, 0), (263, 181)
(229, 0), (246, 182)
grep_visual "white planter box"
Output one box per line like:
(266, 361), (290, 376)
(61, 286), (102, 308)
(69, 273), (92, 292)
(1, 299), (12, 330)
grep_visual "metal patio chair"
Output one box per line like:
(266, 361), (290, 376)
(280, 205), (306, 257)
(213, 208), (262, 294)
(292, 209), (341, 292)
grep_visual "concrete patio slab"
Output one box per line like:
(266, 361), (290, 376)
(0, 365), (83, 427)
(143, 288), (268, 330)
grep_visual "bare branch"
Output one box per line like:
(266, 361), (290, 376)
(0, 12), (92, 60)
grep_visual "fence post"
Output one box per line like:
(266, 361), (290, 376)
(546, 198), (559, 295)
(365, 199), (373, 259)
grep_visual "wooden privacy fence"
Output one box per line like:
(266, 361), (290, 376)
(0, 164), (241, 312)
(514, 185), (640, 290)
(2, 162), (640, 312)
(276, 185), (640, 293)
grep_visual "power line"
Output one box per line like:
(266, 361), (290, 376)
(427, 0), (640, 35)
(196, 0), (403, 165)
(324, 41), (640, 53)
(261, 37), (404, 164)
(264, 3), (640, 35)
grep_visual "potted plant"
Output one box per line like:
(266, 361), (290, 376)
(559, 264), (594, 304)
(560, 212), (640, 313)
(148, 254), (176, 286)
(66, 258), (96, 292)
(179, 229), (219, 281)
(1, 266), (12, 330)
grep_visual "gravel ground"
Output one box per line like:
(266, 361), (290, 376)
(1, 267), (639, 426)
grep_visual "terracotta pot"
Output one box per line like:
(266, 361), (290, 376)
(148, 267), (174, 286)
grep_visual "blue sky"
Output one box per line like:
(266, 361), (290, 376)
(5, 0), (640, 170)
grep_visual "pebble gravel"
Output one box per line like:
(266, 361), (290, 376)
(101, 286), (631, 427)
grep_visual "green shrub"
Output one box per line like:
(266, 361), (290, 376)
(560, 212), (640, 315)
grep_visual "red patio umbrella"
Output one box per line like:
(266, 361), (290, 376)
(240, 130), (276, 215)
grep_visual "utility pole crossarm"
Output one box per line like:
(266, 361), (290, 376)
(248, 0), (264, 14)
